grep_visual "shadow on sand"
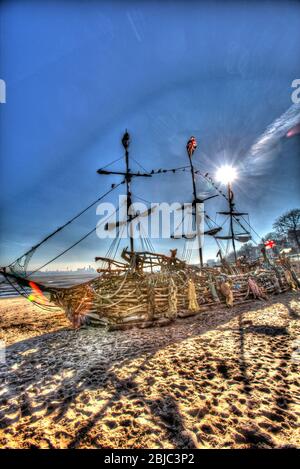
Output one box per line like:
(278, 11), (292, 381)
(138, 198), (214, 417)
(0, 292), (298, 448)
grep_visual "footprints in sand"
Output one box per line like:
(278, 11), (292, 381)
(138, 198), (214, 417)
(0, 293), (299, 448)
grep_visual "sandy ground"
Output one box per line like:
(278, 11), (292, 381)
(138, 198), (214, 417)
(0, 293), (299, 449)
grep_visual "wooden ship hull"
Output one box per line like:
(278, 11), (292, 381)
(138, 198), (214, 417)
(2, 131), (299, 330)
(47, 263), (298, 330)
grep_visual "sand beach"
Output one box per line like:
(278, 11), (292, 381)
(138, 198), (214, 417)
(0, 292), (299, 449)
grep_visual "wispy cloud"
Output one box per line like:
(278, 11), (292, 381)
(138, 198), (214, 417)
(126, 11), (143, 43)
(249, 103), (300, 158)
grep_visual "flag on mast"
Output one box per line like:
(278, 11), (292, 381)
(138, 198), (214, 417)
(186, 136), (197, 157)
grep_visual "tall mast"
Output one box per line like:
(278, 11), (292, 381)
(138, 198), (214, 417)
(228, 182), (237, 262)
(97, 130), (151, 254)
(122, 131), (134, 252)
(215, 165), (251, 263)
(186, 137), (203, 268)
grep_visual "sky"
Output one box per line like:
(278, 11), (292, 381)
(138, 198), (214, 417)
(0, 0), (300, 270)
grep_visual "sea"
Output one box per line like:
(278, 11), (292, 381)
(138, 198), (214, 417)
(0, 273), (98, 299)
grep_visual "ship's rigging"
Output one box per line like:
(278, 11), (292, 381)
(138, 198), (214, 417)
(1, 130), (259, 288)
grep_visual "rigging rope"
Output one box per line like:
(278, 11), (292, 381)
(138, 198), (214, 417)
(7, 181), (125, 270)
(149, 165), (190, 175)
(28, 207), (119, 277)
(113, 223), (126, 260)
(98, 156), (124, 171)
(195, 167), (263, 243)
(3, 157), (265, 290)
(130, 157), (150, 175)
(204, 214), (226, 256)
(3, 274), (59, 311)
(240, 215), (262, 243)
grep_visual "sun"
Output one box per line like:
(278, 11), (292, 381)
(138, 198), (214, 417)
(216, 165), (237, 185)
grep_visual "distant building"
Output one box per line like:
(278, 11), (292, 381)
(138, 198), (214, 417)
(76, 265), (96, 273)
(206, 259), (217, 267)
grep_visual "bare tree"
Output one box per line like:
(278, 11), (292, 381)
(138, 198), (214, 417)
(273, 209), (300, 249)
(262, 231), (281, 242)
(237, 242), (257, 259)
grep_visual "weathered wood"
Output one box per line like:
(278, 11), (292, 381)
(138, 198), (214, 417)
(49, 264), (297, 329)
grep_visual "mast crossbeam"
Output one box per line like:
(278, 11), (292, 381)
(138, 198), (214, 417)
(97, 169), (151, 177)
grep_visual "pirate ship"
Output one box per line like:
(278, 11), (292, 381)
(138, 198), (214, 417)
(1, 132), (299, 330)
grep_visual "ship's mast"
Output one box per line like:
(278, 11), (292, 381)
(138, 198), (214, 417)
(147, 136), (219, 268)
(97, 130), (151, 253)
(187, 147), (204, 268)
(122, 131), (134, 252)
(228, 182), (237, 262)
(215, 165), (251, 263)
(99, 132), (219, 266)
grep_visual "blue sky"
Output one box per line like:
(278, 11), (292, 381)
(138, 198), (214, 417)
(0, 0), (300, 269)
